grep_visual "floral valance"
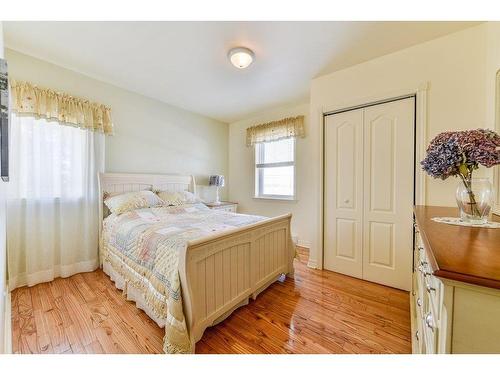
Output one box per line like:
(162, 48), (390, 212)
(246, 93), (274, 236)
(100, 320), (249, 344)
(246, 115), (305, 147)
(10, 80), (114, 135)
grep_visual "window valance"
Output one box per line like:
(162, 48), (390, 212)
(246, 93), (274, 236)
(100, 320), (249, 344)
(10, 80), (114, 135)
(246, 115), (305, 147)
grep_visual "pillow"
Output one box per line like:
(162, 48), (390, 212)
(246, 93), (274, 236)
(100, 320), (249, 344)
(179, 190), (201, 204)
(104, 190), (164, 215)
(156, 190), (201, 206)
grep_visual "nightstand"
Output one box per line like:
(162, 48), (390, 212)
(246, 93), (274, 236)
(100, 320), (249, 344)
(205, 201), (238, 213)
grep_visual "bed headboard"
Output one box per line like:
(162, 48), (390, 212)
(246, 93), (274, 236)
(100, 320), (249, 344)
(98, 172), (196, 232)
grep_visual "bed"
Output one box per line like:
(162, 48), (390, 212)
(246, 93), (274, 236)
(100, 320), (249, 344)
(98, 173), (294, 353)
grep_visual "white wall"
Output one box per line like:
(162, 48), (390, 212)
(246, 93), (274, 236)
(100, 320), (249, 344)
(307, 23), (499, 268)
(4, 49), (229, 202)
(228, 103), (315, 248)
(228, 24), (500, 268)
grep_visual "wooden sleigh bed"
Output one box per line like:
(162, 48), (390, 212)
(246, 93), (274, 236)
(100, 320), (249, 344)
(98, 173), (295, 353)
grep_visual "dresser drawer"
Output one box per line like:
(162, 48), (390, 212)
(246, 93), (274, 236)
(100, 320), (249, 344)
(413, 223), (441, 354)
(207, 203), (238, 212)
(414, 229), (441, 321)
(413, 293), (425, 354)
(221, 205), (237, 212)
(422, 308), (437, 354)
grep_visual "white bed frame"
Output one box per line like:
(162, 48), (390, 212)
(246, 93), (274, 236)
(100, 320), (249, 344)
(98, 173), (294, 348)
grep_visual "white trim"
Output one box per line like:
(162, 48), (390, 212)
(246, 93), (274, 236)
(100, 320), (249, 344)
(315, 84), (429, 271)
(3, 289), (11, 354)
(253, 195), (296, 202)
(295, 240), (317, 269)
(415, 82), (429, 206)
(296, 239), (311, 249)
(307, 259), (319, 269)
(492, 70), (500, 217)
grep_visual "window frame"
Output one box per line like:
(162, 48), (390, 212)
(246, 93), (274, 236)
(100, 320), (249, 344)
(253, 137), (297, 201)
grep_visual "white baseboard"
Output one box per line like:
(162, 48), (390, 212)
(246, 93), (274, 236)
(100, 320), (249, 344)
(292, 239), (319, 269)
(2, 287), (11, 354)
(296, 240), (311, 249)
(307, 259), (319, 269)
(4, 288), (11, 354)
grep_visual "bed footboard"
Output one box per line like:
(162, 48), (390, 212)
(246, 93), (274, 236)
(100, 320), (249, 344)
(177, 213), (294, 345)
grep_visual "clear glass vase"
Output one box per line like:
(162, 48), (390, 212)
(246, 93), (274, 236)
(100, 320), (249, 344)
(456, 177), (494, 224)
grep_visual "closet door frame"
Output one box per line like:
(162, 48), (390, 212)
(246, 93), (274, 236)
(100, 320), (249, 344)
(317, 83), (429, 272)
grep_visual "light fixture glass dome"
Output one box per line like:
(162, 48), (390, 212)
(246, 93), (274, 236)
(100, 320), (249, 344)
(228, 47), (254, 69)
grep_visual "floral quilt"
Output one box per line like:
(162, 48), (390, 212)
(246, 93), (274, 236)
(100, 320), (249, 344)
(101, 202), (266, 353)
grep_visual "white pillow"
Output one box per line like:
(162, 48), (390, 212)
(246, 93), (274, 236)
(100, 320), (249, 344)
(104, 190), (164, 215)
(156, 190), (200, 206)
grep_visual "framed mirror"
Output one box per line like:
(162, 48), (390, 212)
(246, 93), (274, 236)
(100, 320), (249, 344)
(493, 69), (500, 217)
(0, 58), (8, 182)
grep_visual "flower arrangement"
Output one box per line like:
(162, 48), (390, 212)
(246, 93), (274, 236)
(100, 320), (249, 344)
(421, 129), (500, 220)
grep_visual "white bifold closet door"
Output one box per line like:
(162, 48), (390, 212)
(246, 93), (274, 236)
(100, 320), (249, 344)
(324, 97), (414, 291)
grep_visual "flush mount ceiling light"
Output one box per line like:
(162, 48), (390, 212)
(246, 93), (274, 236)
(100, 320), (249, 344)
(228, 47), (255, 69)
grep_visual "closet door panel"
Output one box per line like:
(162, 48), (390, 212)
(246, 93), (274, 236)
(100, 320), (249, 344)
(324, 109), (363, 278)
(362, 98), (414, 291)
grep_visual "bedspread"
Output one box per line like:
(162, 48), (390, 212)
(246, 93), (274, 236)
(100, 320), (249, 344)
(101, 202), (265, 353)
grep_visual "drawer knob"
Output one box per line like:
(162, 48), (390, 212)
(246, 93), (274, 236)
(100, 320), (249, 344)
(417, 298), (422, 307)
(424, 312), (434, 331)
(415, 330), (420, 341)
(426, 283), (436, 293)
(418, 266), (432, 277)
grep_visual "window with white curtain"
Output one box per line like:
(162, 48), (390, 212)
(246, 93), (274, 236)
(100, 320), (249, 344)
(254, 138), (295, 199)
(7, 113), (104, 289)
(12, 117), (88, 200)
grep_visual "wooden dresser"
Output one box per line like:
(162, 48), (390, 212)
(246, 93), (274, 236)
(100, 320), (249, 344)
(412, 206), (500, 354)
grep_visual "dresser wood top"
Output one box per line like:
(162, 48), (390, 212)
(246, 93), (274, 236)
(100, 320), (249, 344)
(414, 206), (500, 289)
(205, 201), (237, 208)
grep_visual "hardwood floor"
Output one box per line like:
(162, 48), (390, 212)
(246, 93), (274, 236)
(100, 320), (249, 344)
(11, 248), (411, 354)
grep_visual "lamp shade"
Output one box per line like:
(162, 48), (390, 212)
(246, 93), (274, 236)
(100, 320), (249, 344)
(209, 175), (225, 187)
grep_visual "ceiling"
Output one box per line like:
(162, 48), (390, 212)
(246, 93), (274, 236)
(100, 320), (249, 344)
(4, 21), (479, 123)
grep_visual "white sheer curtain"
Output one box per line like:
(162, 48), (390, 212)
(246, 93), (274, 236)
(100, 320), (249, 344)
(7, 113), (104, 290)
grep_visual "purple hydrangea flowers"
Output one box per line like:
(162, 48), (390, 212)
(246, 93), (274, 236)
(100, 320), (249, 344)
(421, 129), (500, 180)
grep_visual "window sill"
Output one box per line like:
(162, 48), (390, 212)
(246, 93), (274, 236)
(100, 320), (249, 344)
(253, 196), (297, 202)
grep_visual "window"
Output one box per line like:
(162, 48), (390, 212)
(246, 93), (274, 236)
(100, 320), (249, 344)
(255, 138), (295, 199)
(9, 113), (104, 201)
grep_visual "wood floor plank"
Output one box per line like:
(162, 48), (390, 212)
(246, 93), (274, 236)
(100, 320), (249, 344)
(33, 309), (52, 353)
(11, 247), (411, 354)
(85, 340), (105, 354)
(65, 324), (87, 354)
(44, 308), (71, 354)
(62, 291), (97, 346)
(19, 333), (41, 354)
